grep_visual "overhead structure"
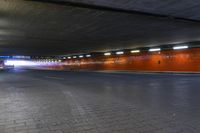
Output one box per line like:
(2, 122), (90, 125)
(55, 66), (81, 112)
(0, 0), (200, 55)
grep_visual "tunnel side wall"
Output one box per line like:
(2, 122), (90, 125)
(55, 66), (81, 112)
(54, 48), (200, 72)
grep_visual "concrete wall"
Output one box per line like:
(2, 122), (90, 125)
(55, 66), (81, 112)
(61, 48), (200, 72)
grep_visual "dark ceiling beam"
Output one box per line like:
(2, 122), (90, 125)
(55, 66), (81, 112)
(26, 0), (200, 24)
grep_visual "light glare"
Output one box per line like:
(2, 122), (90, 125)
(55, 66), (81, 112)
(149, 48), (161, 52)
(86, 54), (91, 57)
(104, 52), (111, 56)
(116, 51), (124, 55)
(5, 60), (36, 66)
(79, 55), (84, 58)
(173, 45), (188, 50)
(131, 50), (140, 53)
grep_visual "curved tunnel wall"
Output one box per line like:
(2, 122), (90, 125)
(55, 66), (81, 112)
(60, 48), (200, 72)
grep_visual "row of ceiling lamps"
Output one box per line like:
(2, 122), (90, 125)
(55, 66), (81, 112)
(65, 45), (189, 59)
(35, 59), (62, 62)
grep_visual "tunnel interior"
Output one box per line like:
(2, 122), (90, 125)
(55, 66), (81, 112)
(0, 1), (200, 133)
(0, 0), (199, 72)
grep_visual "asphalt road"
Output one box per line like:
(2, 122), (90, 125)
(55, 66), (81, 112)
(0, 69), (200, 133)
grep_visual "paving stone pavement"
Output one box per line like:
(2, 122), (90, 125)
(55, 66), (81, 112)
(0, 69), (200, 133)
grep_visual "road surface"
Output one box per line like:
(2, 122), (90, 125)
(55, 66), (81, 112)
(0, 69), (200, 133)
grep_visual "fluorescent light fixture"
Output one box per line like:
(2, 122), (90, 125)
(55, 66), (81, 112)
(73, 56), (77, 59)
(131, 50), (140, 53)
(79, 55), (84, 58)
(86, 54), (91, 57)
(104, 52), (111, 56)
(173, 45), (188, 50)
(116, 51), (124, 55)
(149, 48), (161, 52)
(67, 57), (71, 59)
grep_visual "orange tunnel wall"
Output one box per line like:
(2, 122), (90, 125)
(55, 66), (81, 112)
(62, 48), (200, 72)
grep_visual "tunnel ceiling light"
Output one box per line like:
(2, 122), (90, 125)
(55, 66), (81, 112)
(149, 48), (161, 52)
(173, 45), (188, 50)
(104, 52), (111, 56)
(116, 51), (124, 55)
(79, 55), (84, 58)
(86, 54), (91, 57)
(73, 56), (77, 59)
(67, 57), (71, 59)
(131, 50), (140, 53)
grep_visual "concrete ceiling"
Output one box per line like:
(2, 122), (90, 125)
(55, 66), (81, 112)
(0, 0), (200, 55)
(61, 0), (200, 21)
